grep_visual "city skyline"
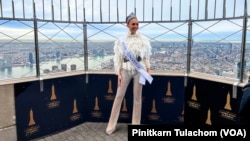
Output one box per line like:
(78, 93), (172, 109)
(0, 0), (249, 81)
(0, 40), (249, 80)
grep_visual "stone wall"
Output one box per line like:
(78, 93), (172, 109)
(0, 84), (17, 141)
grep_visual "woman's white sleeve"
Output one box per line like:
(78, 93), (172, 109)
(113, 40), (123, 75)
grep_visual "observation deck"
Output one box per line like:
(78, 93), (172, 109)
(0, 0), (249, 140)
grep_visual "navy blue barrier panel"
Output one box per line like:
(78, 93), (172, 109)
(15, 74), (87, 141)
(185, 77), (242, 125)
(128, 125), (250, 140)
(17, 73), (246, 140)
(87, 74), (185, 125)
(86, 74), (122, 122)
(141, 76), (185, 125)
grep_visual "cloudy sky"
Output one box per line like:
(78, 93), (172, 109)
(0, 0), (248, 42)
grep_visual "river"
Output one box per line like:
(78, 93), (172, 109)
(0, 56), (113, 80)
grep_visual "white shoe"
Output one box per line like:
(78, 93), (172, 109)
(106, 127), (116, 135)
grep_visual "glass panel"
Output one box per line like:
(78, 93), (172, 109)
(37, 22), (84, 75)
(0, 20), (35, 80)
(191, 19), (243, 79)
(245, 18), (250, 82)
(87, 24), (124, 71)
(140, 23), (188, 72)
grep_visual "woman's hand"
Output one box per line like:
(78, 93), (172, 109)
(146, 68), (151, 74)
(118, 74), (122, 87)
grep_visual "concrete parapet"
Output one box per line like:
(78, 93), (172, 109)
(0, 84), (17, 141)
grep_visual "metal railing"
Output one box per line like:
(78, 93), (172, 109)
(0, 0), (247, 22)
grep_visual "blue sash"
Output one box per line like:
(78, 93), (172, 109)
(119, 38), (153, 85)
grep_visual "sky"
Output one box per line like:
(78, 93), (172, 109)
(0, 0), (245, 22)
(0, 0), (248, 42)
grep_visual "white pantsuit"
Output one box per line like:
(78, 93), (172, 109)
(106, 31), (151, 135)
(106, 69), (142, 134)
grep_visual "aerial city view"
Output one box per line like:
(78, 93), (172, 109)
(0, 40), (248, 80)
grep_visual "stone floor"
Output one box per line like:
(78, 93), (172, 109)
(31, 122), (128, 141)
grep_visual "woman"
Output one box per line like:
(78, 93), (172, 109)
(239, 77), (250, 125)
(106, 12), (152, 135)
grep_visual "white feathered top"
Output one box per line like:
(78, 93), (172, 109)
(113, 31), (152, 75)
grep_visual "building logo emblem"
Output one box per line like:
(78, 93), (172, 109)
(91, 96), (102, 118)
(47, 84), (60, 109)
(147, 99), (160, 120)
(205, 108), (212, 125)
(105, 79), (115, 100)
(70, 98), (81, 121)
(187, 84), (200, 109)
(219, 92), (236, 121)
(119, 98), (129, 118)
(24, 108), (40, 137)
(162, 81), (175, 103)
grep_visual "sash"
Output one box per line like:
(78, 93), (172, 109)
(119, 38), (153, 85)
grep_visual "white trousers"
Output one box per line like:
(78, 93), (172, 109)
(106, 69), (143, 134)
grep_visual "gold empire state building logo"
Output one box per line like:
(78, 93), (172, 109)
(92, 96), (102, 118)
(151, 99), (157, 113)
(219, 92), (236, 121)
(120, 98), (129, 118)
(105, 79), (115, 100)
(166, 81), (172, 96)
(70, 98), (81, 121)
(107, 79), (113, 94)
(191, 84), (197, 101)
(224, 92), (232, 110)
(163, 81), (175, 103)
(187, 84), (200, 109)
(122, 98), (128, 112)
(47, 84), (60, 109)
(25, 108), (40, 136)
(148, 99), (160, 120)
(73, 99), (78, 113)
(50, 84), (57, 100)
(94, 96), (100, 111)
(205, 108), (212, 125)
(178, 107), (185, 122)
(28, 109), (36, 126)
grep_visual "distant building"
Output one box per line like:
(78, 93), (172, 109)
(0, 57), (4, 68)
(71, 64), (76, 71)
(0, 55), (12, 68)
(29, 53), (34, 64)
(52, 65), (58, 71)
(43, 69), (50, 73)
(237, 61), (247, 79)
(61, 64), (67, 71)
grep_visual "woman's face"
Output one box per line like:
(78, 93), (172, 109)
(127, 18), (139, 35)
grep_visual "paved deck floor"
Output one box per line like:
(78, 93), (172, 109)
(31, 122), (128, 141)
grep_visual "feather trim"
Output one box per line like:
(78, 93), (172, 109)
(113, 32), (151, 75)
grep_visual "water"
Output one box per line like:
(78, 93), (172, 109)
(0, 56), (114, 80)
